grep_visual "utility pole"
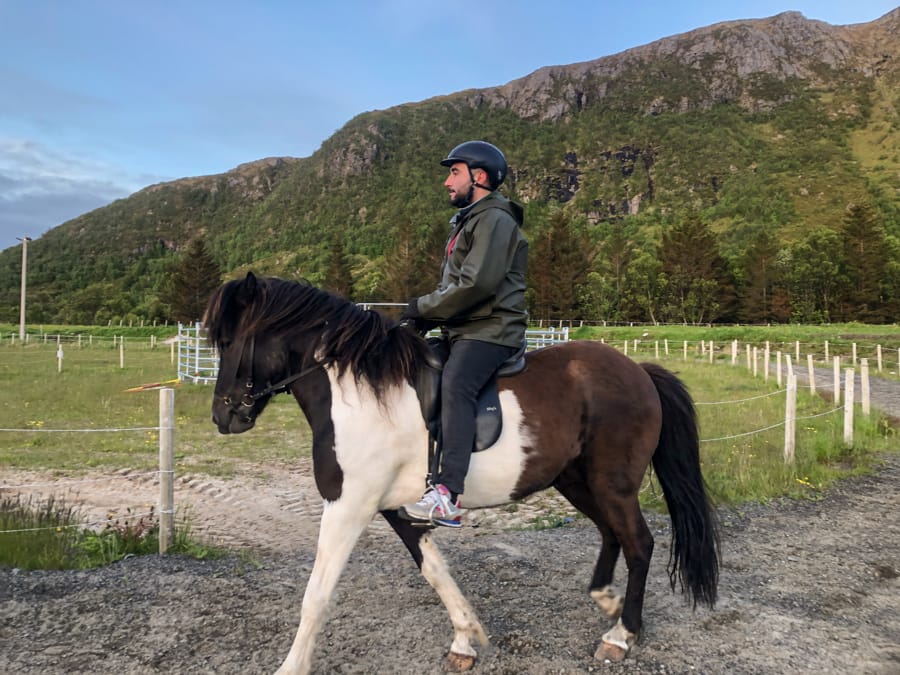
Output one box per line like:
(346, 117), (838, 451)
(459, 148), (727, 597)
(18, 236), (31, 342)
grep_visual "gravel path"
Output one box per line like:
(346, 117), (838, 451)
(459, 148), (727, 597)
(1, 375), (899, 674)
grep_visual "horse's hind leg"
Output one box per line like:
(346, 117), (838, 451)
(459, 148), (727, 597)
(557, 470), (654, 662)
(554, 475), (624, 619)
(382, 511), (488, 672)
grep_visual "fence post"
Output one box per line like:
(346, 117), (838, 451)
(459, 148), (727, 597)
(876, 345), (882, 373)
(833, 356), (841, 405)
(844, 368), (855, 446)
(119, 340), (125, 369)
(795, 340), (800, 362)
(683, 341), (687, 361)
(710, 341), (714, 364)
(861, 358), (870, 417)
(159, 388), (175, 554)
(784, 373), (796, 465)
(752, 346), (758, 376)
(824, 340), (829, 362)
(664, 339), (669, 356)
(776, 351), (783, 388)
(807, 354), (815, 394)
(852, 343), (857, 366)
(655, 341), (659, 359)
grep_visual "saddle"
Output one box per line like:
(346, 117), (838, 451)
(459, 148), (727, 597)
(415, 337), (527, 454)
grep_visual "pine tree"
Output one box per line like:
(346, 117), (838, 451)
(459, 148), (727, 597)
(323, 234), (354, 300)
(658, 213), (734, 324)
(159, 238), (223, 323)
(528, 210), (596, 322)
(840, 203), (889, 322)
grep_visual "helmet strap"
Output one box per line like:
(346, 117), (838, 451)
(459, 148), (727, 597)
(468, 168), (495, 193)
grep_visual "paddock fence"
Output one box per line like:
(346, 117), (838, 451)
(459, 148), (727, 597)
(0, 330), (889, 555)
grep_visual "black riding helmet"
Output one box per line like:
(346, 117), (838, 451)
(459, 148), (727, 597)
(440, 141), (508, 191)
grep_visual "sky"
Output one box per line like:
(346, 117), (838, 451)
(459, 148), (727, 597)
(1, 1), (897, 251)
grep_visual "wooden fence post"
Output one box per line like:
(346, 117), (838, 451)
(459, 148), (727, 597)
(784, 373), (797, 465)
(795, 340), (800, 362)
(824, 340), (829, 362)
(683, 341), (687, 361)
(764, 344), (771, 382)
(833, 356), (841, 405)
(731, 339), (738, 365)
(876, 345), (882, 373)
(852, 343), (857, 366)
(776, 351), (783, 388)
(159, 388), (175, 554)
(664, 339), (669, 356)
(752, 346), (758, 376)
(807, 354), (815, 394)
(861, 358), (870, 417)
(655, 341), (659, 359)
(844, 368), (855, 446)
(710, 341), (715, 364)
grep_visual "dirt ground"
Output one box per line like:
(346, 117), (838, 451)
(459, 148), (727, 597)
(1, 371), (899, 674)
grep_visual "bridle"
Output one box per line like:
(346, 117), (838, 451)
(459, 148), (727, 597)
(218, 334), (327, 412)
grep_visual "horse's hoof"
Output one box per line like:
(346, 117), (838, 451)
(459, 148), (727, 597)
(445, 651), (476, 672)
(594, 640), (628, 663)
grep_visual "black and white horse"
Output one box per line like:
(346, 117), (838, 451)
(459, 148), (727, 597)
(205, 272), (719, 674)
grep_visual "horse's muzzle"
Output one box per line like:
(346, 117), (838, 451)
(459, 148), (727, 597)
(212, 400), (256, 434)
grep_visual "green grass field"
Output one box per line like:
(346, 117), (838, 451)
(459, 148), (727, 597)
(0, 326), (897, 508)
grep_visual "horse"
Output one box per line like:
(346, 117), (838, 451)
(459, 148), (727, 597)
(205, 272), (720, 675)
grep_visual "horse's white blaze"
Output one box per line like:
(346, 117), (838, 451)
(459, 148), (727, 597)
(419, 534), (488, 657)
(462, 390), (532, 507)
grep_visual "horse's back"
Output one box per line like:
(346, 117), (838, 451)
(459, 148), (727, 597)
(510, 340), (658, 405)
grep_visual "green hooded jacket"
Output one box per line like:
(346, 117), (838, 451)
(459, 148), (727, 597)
(416, 192), (528, 348)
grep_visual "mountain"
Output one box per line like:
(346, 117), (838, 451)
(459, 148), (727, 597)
(2, 9), (898, 325)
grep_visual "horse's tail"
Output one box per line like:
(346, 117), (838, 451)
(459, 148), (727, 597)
(642, 362), (720, 610)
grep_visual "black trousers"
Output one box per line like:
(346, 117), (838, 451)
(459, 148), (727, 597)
(438, 339), (518, 496)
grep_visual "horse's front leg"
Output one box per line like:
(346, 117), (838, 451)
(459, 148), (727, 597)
(419, 532), (489, 671)
(275, 498), (373, 675)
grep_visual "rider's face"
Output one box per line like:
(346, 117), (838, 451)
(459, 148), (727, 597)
(444, 162), (474, 207)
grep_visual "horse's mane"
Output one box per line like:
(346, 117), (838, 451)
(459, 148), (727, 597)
(204, 275), (429, 401)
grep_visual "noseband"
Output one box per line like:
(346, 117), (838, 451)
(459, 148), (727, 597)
(219, 335), (326, 412)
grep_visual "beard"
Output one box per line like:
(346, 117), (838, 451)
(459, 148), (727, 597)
(449, 183), (474, 208)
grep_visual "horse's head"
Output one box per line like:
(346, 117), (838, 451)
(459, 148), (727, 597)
(205, 272), (292, 434)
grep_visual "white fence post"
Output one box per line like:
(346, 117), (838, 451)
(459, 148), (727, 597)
(731, 340), (738, 365)
(159, 388), (175, 554)
(807, 354), (815, 394)
(784, 373), (797, 465)
(844, 368), (855, 446)
(876, 345), (882, 373)
(764, 344), (770, 382)
(833, 356), (841, 405)
(776, 351), (783, 388)
(861, 358), (870, 417)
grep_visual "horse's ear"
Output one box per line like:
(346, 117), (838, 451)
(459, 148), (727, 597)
(238, 271), (258, 303)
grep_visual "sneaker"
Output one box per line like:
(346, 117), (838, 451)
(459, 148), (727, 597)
(400, 484), (463, 528)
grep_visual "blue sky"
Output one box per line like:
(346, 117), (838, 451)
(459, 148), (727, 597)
(1, 1), (897, 251)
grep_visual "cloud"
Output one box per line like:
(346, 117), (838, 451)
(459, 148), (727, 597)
(0, 139), (140, 250)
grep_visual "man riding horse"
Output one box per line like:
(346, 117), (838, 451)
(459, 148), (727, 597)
(400, 140), (529, 527)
